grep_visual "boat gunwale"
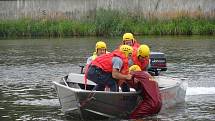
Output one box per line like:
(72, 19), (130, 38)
(53, 81), (139, 94)
(53, 79), (182, 95)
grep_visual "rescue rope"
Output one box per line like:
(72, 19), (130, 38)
(79, 90), (96, 107)
(84, 64), (90, 90)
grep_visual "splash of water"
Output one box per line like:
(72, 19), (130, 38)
(186, 87), (215, 95)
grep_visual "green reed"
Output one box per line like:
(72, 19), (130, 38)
(0, 10), (214, 38)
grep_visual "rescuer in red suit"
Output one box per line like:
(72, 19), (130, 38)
(127, 68), (162, 119)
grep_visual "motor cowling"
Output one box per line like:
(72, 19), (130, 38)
(148, 52), (167, 76)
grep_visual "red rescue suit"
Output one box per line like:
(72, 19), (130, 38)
(128, 71), (162, 119)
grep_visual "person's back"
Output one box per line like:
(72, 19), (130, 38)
(86, 45), (133, 92)
(128, 71), (162, 119)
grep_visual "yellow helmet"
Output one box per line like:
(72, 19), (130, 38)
(119, 45), (133, 57)
(95, 41), (107, 51)
(123, 33), (134, 41)
(137, 44), (150, 58)
(129, 65), (141, 72)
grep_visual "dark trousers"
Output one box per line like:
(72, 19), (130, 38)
(87, 65), (118, 92)
(120, 82), (130, 92)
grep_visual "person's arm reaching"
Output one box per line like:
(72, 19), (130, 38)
(112, 68), (132, 80)
(112, 57), (132, 80)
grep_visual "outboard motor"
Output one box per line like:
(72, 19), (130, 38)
(148, 52), (167, 76)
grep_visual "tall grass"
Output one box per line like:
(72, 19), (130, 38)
(0, 9), (214, 38)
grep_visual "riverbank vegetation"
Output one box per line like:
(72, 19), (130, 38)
(0, 9), (214, 38)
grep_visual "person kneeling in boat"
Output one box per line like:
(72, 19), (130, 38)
(121, 32), (140, 50)
(131, 44), (150, 71)
(118, 45), (150, 92)
(86, 45), (133, 92)
(120, 33), (150, 71)
(127, 65), (162, 119)
(86, 41), (108, 65)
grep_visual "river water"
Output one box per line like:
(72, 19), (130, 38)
(0, 36), (215, 121)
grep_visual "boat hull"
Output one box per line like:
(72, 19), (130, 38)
(53, 73), (187, 119)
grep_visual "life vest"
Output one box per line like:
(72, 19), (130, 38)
(84, 51), (110, 89)
(132, 50), (149, 71)
(132, 40), (140, 51)
(91, 50), (129, 74)
(91, 50), (110, 61)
